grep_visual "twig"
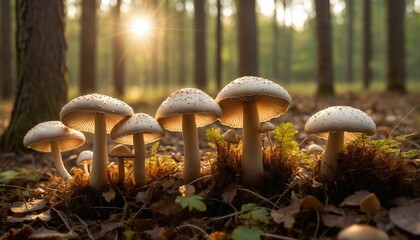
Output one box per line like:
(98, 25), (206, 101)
(176, 224), (209, 238)
(389, 104), (419, 138)
(207, 209), (247, 221)
(73, 213), (95, 240)
(238, 187), (278, 208)
(262, 233), (298, 240)
(51, 207), (72, 233)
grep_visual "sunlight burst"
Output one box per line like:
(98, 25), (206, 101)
(129, 17), (153, 38)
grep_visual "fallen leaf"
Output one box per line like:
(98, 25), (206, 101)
(7, 209), (51, 223)
(340, 190), (372, 207)
(102, 188), (116, 203)
(321, 210), (365, 228)
(28, 227), (77, 239)
(389, 203), (420, 235)
(221, 184), (238, 203)
(161, 178), (176, 191)
(135, 191), (150, 203)
(11, 199), (46, 214)
(144, 226), (167, 240)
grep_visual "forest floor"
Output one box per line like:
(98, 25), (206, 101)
(0, 92), (419, 239)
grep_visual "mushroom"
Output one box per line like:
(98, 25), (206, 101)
(304, 106), (376, 180)
(259, 121), (276, 155)
(307, 144), (324, 161)
(337, 224), (389, 240)
(77, 150), (93, 176)
(360, 193), (381, 223)
(111, 113), (165, 187)
(215, 76), (291, 186)
(108, 144), (134, 184)
(155, 88), (222, 182)
(222, 129), (240, 155)
(23, 121), (85, 180)
(60, 93), (134, 190)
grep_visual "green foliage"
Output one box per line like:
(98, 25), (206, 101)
(231, 225), (263, 240)
(239, 203), (269, 224)
(206, 128), (224, 149)
(273, 122), (300, 157)
(0, 169), (40, 185)
(175, 195), (207, 212)
(366, 133), (420, 158)
(123, 230), (135, 240)
(150, 142), (160, 156)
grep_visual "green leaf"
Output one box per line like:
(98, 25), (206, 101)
(205, 128), (224, 148)
(150, 141), (160, 156)
(273, 122), (300, 157)
(231, 225), (263, 240)
(175, 195), (207, 212)
(123, 230), (135, 240)
(0, 170), (19, 184)
(402, 149), (420, 159)
(239, 203), (269, 224)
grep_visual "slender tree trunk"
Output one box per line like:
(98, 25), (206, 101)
(151, 0), (159, 88)
(386, 0), (406, 93)
(315, 0), (334, 96)
(0, 0), (67, 153)
(237, 0), (258, 76)
(113, 0), (125, 97)
(80, 0), (96, 94)
(272, 0), (279, 80)
(346, 0), (354, 83)
(216, 0), (223, 90)
(178, 0), (187, 86)
(0, 0), (13, 100)
(363, 0), (372, 89)
(163, 0), (170, 93)
(284, 0), (292, 83)
(194, 0), (207, 90)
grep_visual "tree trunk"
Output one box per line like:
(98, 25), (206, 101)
(272, 0), (279, 80)
(346, 0), (354, 83)
(315, 0), (334, 96)
(216, 0), (223, 90)
(386, 0), (406, 93)
(0, 0), (13, 100)
(237, 0), (258, 76)
(80, 0), (96, 94)
(284, 0), (292, 83)
(178, 0), (187, 86)
(163, 1), (170, 93)
(363, 0), (372, 89)
(113, 0), (125, 97)
(151, 0), (159, 89)
(194, 0), (207, 90)
(0, 0), (67, 153)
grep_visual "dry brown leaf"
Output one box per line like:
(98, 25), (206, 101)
(150, 197), (182, 216)
(135, 191), (150, 203)
(389, 203), (420, 235)
(144, 226), (167, 240)
(221, 184), (238, 203)
(321, 210), (365, 228)
(7, 209), (51, 223)
(28, 227), (77, 239)
(102, 188), (116, 203)
(340, 190), (371, 207)
(161, 178), (176, 191)
(11, 199), (46, 214)
(271, 200), (300, 229)
(179, 184), (195, 197)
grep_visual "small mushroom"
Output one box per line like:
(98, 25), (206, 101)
(360, 193), (381, 223)
(307, 144), (324, 161)
(259, 121), (276, 155)
(60, 93), (134, 190)
(304, 106), (376, 180)
(156, 88), (222, 182)
(223, 129), (240, 155)
(77, 150), (93, 176)
(111, 113), (165, 187)
(108, 144), (134, 184)
(216, 76), (291, 186)
(337, 224), (389, 240)
(23, 121), (85, 180)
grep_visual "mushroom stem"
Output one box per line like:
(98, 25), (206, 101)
(82, 164), (89, 176)
(117, 158), (125, 184)
(133, 132), (147, 187)
(266, 132), (273, 156)
(242, 101), (263, 186)
(50, 140), (72, 180)
(91, 113), (110, 190)
(320, 131), (344, 179)
(182, 114), (200, 182)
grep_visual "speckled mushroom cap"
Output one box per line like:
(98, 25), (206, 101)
(23, 121), (85, 152)
(304, 106), (376, 141)
(60, 93), (134, 133)
(111, 113), (165, 145)
(215, 76), (292, 128)
(77, 150), (93, 165)
(260, 122), (276, 133)
(337, 224), (389, 240)
(223, 129), (240, 144)
(108, 144), (134, 158)
(155, 88), (222, 132)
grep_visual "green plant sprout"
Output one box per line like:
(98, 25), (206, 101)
(175, 195), (207, 212)
(273, 122), (300, 158)
(239, 203), (270, 224)
(231, 225), (264, 240)
(205, 128), (224, 150)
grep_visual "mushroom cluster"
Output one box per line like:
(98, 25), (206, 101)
(22, 76), (378, 193)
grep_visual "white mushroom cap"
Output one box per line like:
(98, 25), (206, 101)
(155, 88), (222, 132)
(215, 76), (291, 128)
(223, 129), (240, 144)
(60, 93), (134, 133)
(109, 144), (134, 158)
(304, 106), (376, 141)
(77, 150), (93, 165)
(337, 224), (389, 240)
(23, 121), (85, 152)
(111, 113), (165, 145)
(260, 121), (276, 133)
(307, 144), (324, 154)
